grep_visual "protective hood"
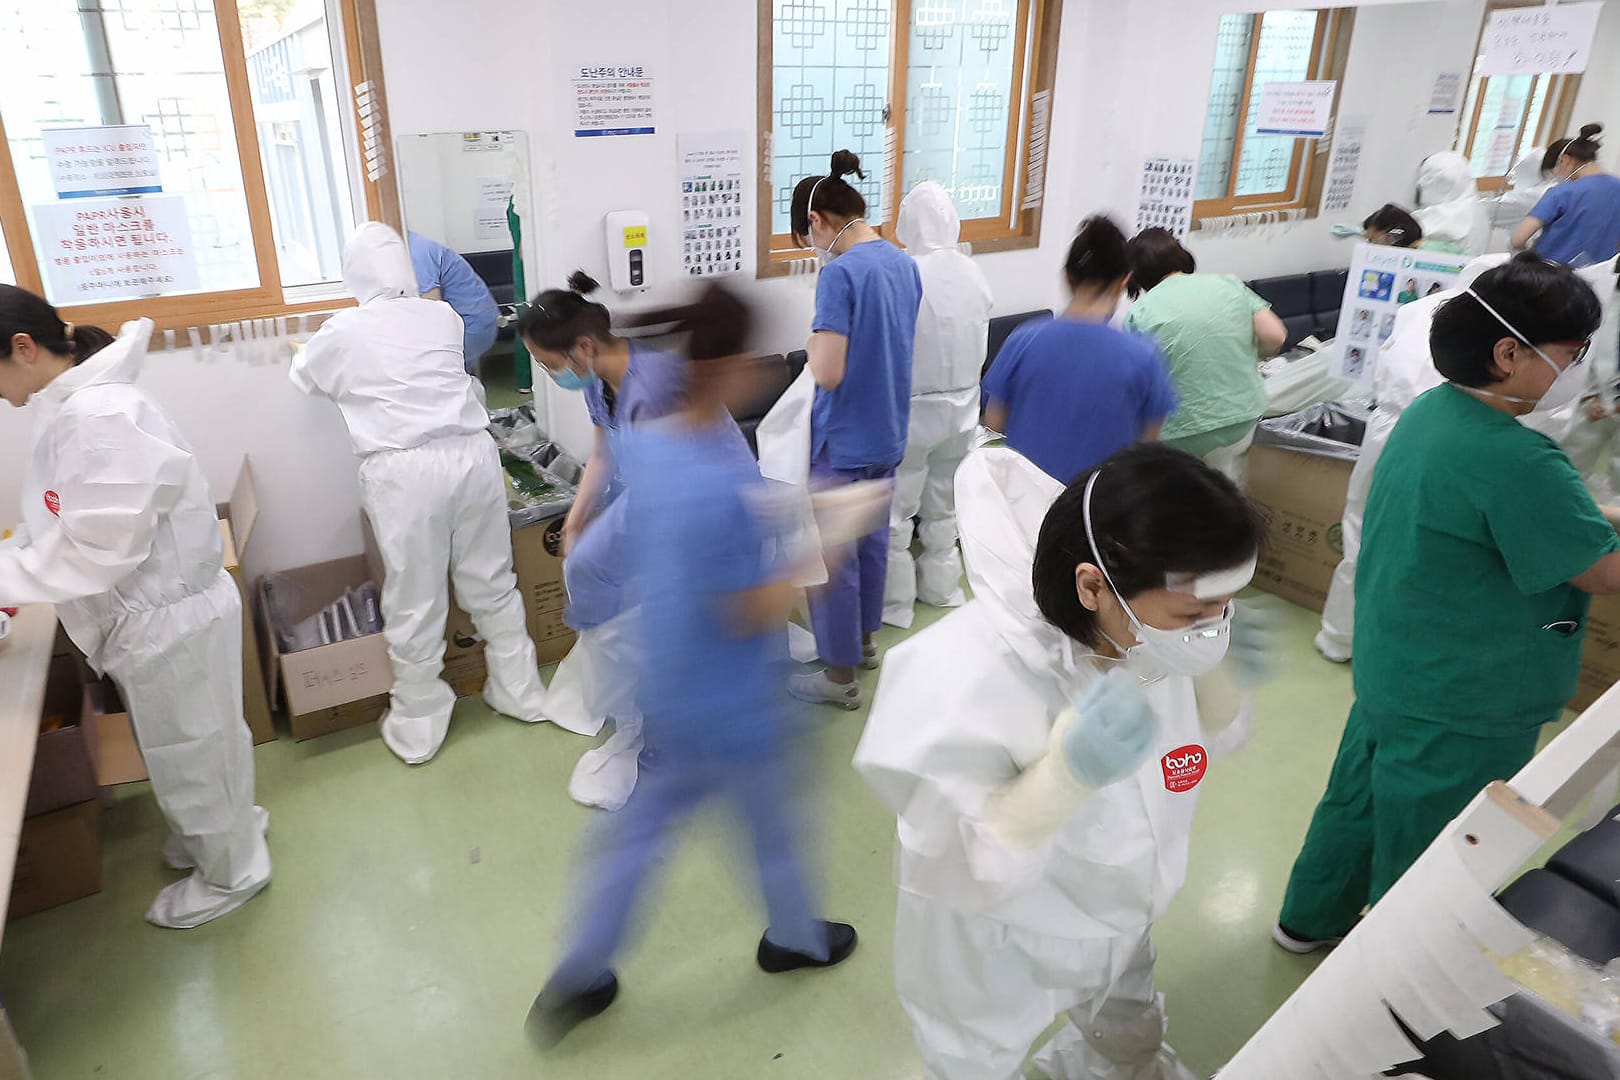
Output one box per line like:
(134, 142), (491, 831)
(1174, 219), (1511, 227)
(1507, 148), (1547, 190)
(29, 318), (153, 414)
(896, 181), (961, 255)
(955, 449), (1071, 679)
(342, 222), (419, 305)
(1416, 151), (1475, 206)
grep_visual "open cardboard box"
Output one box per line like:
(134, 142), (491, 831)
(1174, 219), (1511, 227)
(82, 459), (276, 786)
(259, 554), (393, 741)
(1244, 443), (1354, 614)
(8, 798), (101, 922)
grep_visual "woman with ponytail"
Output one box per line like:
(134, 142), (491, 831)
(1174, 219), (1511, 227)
(518, 269), (751, 808)
(0, 285), (271, 929)
(1514, 123), (1620, 266)
(785, 149), (923, 710)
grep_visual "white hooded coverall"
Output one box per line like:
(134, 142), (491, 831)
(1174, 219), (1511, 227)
(292, 223), (549, 765)
(0, 319), (271, 929)
(856, 449), (1237, 1080)
(883, 182), (994, 629)
(1413, 152), (1492, 257)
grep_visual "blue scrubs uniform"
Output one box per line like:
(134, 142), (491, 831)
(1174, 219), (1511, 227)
(408, 232), (501, 371)
(548, 422), (827, 991)
(808, 239), (922, 668)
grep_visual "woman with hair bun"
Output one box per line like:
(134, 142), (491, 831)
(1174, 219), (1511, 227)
(785, 149), (923, 711)
(1513, 123), (1620, 266)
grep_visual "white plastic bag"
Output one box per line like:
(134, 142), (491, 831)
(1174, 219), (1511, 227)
(754, 368), (827, 587)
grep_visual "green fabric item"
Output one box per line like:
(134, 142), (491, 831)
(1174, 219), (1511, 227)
(1161, 420), (1255, 460)
(508, 196), (532, 393)
(1418, 237), (1468, 255)
(1124, 273), (1270, 442)
(1354, 384), (1619, 731)
(1280, 702), (1541, 939)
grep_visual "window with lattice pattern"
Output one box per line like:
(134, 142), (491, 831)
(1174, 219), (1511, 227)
(760, 0), (1061, 273)
(1193, 8), (1354, 224)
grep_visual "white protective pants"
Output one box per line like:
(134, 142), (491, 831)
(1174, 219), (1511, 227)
(1201, 426), (1255, 489)
(1316, 409), (1395, 663)
(101, 570), (273, 928)
(894, 892), (1198, 1080)
(359, 432), (550, 765)
(884, 390), (977, 629)
(1563, 410), (1620, 504)
(548, 608), (646, 812)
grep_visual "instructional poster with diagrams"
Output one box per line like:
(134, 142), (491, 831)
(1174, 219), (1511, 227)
(1322, 116), (1367, 213)
(1333, 242), (1468, 385)
(678, 132), (745, 277)
(1136, 157), (1196, 240)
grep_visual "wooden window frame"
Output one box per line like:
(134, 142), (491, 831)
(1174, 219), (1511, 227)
(1454, 0), (1581, 194)
(0, 0), (398, 335)
(755, 0), (1063, 279)
(1192, 7), (1354, 226)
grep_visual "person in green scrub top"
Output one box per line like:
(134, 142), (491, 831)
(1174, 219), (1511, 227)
(1274, 253), (1620, 954)
(1124, 228), (1288, 484)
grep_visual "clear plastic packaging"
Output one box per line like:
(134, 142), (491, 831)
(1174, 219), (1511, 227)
(262, 577), (384, 653)
(1253, 402), (1373, 462)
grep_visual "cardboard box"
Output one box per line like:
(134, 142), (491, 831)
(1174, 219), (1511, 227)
(513, 514), (576, 665)
(24, 656), (98, 818)
(1573, 593), (1620, 711)
(216, 458), (275, 746)
(9, 799), (102, 921)
(81, 680), (143, 787)
(1244, 443), (1354, 613)
(260, 555), (396, 741)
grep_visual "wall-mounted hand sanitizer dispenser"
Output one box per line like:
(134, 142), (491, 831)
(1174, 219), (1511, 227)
(605, 211), (650, 291)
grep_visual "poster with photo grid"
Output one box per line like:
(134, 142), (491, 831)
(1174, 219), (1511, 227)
(1136, 156), (1196, 241)
(679, 132), (745, 278)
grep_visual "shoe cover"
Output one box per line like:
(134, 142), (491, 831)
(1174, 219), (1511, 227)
(146, 869), (271, 929)
(568, 714), (644, 811)
(545, 614), (640, 737)
(165, 806), (270, 870)
(483, 677), (548, 725)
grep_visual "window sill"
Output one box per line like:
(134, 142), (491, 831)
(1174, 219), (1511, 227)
(1191, 206), (1322, 232)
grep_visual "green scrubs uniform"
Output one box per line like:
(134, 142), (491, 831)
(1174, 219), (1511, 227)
(1281, 384), (1619, 938)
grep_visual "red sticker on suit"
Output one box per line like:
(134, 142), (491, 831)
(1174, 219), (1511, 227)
(1161, 745), (1208, 793)
(43, 490), (60, 517)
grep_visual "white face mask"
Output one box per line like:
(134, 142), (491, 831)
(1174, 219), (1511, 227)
(1081, 473), (1236, 681)
(1457, 287), (1590, 428)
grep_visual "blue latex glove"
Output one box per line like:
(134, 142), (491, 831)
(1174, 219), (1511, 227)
(1227, 601), (1282, 689)
(1331, 223), (1361, 238)
(1061, 672), (1160, 789)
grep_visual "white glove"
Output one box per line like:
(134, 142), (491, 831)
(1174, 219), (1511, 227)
(1061, 671), (1160, 789)
(1226, 601), (1282, 689)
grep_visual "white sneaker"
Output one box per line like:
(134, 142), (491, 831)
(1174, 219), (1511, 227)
(861, 642), (881, 671)
(788, 671), (861, 711)
(163, 806), (270, 871)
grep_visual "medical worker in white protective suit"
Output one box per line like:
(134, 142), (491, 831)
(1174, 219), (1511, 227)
(855, 442), (1276, 1080)
(292, 223), (549, 765)
(0, 287), (270, 928)
(1315, 253), (1509, 661)
(1488, 146), (1559, 243)
(1557, 257), (1620, 499)
(883, 181), (994, 629)
(1412, 151), (1492, 257)
(1314, 251), (1620, 660)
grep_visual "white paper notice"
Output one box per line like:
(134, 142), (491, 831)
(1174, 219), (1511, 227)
(42, 125), (163, 199)
(1428, 72), (1465, 115)
(1135, 156), (1196, 241)
(679, 132), (746, 277)
(33, 194), (199, 303)
(1334, 243), (1469, 385)
(573, 64), (655, 138)
(1322, 115), (1367, 213)
(1480, 2), (1604, 76)
(475, 177), (514, 245)
(1254, 80), (1338, 138)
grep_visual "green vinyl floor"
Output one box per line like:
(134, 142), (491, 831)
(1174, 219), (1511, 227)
(0, 599), (1359, 1079)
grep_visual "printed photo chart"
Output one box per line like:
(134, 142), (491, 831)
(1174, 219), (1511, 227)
(678, 132), (746, 277)
(1136, 156), (1196, 240)
(1332, 242), (1469, 384)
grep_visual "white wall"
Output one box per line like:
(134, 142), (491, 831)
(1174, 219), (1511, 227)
(6, 0), (1608, 580)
